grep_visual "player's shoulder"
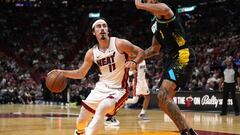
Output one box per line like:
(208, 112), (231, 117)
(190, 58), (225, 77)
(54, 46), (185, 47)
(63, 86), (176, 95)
(115, 37), (133, 53)
(85, 48), (94, 60)
(115, 37), (131, 46)
(114, 37), (124, 54)
(87, 47), (94, 53)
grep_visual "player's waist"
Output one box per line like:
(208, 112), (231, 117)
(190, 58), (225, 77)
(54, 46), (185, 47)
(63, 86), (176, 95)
(97, 81), (124, 90)
(167, 46), (186, 57)
(167, 47), (194, 59)
(224, 82), (235, 84)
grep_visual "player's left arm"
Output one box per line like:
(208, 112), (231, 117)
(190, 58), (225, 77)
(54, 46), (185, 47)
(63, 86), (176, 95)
(116, 38), (144, 69)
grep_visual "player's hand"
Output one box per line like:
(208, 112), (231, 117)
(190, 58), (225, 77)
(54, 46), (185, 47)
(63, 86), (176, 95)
(125, 60), (137, 69)
(220, 83), (224, 89)
(135, 0), (144, 9)
(236, 85), (240, 91)
(47, 69), (61, 76)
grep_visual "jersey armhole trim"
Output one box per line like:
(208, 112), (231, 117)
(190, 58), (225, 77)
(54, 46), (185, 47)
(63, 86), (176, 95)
(156, 16), (176, 23)
(91, 46), (97, 64)
(114, 37), (124, 55)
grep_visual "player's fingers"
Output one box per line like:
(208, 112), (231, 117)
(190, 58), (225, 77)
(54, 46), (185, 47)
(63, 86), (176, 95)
(47, 69), (60, 75)
(125, 61), (136, 69)
(124, 62), (130, 68)
(124, 62), (132, 68)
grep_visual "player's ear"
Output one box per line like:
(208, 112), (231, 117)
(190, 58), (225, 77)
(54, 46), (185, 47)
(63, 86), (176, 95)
(107, 27), (111, 35)
(91, 27), (96, 35)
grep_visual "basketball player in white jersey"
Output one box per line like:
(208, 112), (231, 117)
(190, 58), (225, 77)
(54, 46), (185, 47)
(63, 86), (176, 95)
(48, 18), (144, 135)
(127, 60), (150, 120)
(105, 60), (150, 126)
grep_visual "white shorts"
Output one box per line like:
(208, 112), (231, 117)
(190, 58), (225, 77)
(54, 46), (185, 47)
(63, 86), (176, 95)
(82, 82), (129, 116)
(135, 79), (150, 96)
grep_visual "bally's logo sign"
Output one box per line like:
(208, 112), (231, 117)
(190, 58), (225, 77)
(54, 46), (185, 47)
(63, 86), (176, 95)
(174, 95), (233, 108)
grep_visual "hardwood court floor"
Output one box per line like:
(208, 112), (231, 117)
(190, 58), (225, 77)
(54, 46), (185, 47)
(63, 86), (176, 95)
(0, 104), (239, 135)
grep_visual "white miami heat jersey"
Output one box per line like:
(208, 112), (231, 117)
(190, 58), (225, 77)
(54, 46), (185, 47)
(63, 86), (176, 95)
(92, 37), (127, 89)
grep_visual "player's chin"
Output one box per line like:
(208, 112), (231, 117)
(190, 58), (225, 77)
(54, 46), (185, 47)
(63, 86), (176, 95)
(100, 35), (106, 40)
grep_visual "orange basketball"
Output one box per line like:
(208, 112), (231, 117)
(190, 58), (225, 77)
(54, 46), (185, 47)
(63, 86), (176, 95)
(45, 71), (67, 93)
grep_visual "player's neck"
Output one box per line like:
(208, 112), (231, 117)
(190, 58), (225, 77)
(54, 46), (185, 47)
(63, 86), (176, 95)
(226, 65), (232, 69)
(98, 38), (110, 52)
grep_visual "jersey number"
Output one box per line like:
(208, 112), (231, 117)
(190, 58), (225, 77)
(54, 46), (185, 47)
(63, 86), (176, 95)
(109, 63), (116, 72)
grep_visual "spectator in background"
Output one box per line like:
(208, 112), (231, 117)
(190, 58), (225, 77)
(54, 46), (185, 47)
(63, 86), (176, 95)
(206, 69), (221, 91)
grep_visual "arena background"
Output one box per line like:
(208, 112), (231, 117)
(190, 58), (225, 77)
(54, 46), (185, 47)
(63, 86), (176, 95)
(0, 0), (239, 135)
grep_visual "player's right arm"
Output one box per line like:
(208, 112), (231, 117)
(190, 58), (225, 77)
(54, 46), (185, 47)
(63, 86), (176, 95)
(144, 36), (161, 59)
(135, 0), (174, 19)
(49, 49), (93, 79)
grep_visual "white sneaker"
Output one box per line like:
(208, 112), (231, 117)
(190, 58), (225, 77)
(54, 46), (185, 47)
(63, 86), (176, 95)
(138, 114), (150, 120)
(104, 117), (120, 126)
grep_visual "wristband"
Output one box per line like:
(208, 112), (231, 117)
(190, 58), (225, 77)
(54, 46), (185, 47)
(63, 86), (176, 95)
(130, 60), (137, 64)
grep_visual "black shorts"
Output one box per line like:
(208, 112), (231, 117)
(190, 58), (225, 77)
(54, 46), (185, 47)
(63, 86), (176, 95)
(159, 48), (196, 90)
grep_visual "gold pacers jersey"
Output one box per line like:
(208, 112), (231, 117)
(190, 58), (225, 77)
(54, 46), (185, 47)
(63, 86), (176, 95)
(92, 37), (127, 89)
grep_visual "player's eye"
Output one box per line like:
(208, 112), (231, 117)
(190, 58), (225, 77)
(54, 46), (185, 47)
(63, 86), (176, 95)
(103, 24), (107, 28)
(96, 24), (101, 28)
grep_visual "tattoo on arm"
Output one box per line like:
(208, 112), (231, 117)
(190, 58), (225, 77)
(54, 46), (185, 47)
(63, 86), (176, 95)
(144, 36), (161, 59)
(144, 47), (159, 59)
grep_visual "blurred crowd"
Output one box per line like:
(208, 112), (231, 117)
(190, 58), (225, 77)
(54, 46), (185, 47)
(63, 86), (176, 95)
(0, 55), (40, 104)
(0, 1), (239, 104)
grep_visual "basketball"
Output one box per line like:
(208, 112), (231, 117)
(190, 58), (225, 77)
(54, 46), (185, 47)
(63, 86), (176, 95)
(45, 70), (67, 93)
